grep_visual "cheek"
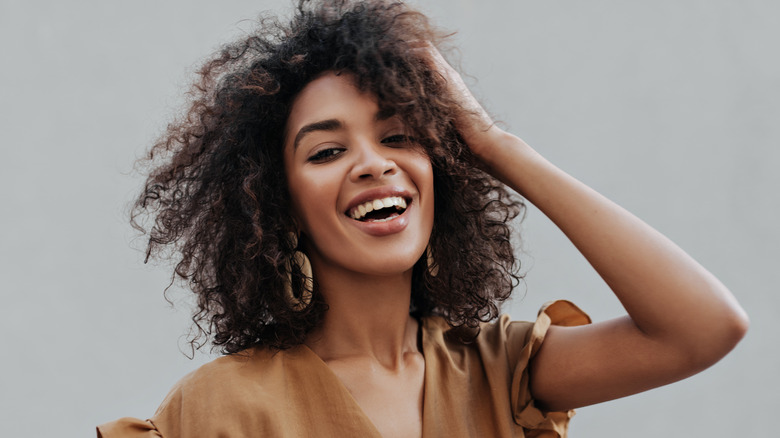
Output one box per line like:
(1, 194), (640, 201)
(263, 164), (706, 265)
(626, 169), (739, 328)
(409, 155), (434, 198)
(284, 163), (314, 229)
(288, 174), (319, 227)
(287, 167), (342, 235)
(404, 154), (435, 224)
(284, 149), (324, 230)
(283, 156), (305, 225)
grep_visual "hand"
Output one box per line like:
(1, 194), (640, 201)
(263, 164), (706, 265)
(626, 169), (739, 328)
(417, 43), (508, 160)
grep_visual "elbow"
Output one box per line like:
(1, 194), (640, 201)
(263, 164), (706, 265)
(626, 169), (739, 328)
(689, 305), (750, 372)
(734, 307), (750, 337)
(689, 279), (750, 369)
(719, 298), (750, 353)
(725, 306), (750, 349)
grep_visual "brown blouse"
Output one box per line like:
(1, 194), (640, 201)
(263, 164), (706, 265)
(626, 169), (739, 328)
(97, 300), (589, 438)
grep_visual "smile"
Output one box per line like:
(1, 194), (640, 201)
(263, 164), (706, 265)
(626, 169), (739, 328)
(347, 196), (408, 222)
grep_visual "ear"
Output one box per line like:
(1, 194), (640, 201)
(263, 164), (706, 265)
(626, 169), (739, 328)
(286, 214), (312, 252)
(286, 216), (299, 240)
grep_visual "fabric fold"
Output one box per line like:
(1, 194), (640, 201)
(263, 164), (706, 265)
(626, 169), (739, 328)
(96, 417), (162, 438)
(97, 300), (590, 437)
(510, 300), (591, 437)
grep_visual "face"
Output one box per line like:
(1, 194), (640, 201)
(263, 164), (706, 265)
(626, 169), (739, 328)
(283, 72), (434, 278)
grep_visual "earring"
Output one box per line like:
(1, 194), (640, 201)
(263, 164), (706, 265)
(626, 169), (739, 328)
(426, 244), (439, 277)
(284, 232), (313, 310)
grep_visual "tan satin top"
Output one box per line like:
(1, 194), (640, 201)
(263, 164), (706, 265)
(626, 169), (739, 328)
(97, 300), (589, 438)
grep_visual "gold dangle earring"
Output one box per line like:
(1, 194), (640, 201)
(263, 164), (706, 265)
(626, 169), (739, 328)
(285, 232), (314, 310)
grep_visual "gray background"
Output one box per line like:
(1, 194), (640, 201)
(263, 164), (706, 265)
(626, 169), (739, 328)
(1, 0), (777, 436)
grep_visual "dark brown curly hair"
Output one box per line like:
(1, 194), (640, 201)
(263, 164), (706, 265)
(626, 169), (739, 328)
(132, 0), (524, 354)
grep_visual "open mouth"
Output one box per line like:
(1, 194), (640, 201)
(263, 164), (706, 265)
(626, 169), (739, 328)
(347, 196), (409, 222)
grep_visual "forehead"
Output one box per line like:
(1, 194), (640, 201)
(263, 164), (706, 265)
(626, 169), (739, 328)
(285, 71), (379, 133)
(287, 72), (369, 122)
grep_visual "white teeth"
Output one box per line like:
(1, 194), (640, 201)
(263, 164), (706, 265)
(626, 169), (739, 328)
(349, 196), (408, 221)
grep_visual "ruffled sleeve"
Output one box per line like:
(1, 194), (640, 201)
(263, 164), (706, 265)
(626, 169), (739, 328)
(507, 300), (591, 437)
(96, 417), (162, 438)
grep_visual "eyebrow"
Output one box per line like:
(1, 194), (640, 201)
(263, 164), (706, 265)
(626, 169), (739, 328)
(291, 109), (399, 150)
(293, 119), (342, 150)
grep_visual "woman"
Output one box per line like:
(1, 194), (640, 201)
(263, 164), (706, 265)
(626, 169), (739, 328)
(98, 1), (748, 437)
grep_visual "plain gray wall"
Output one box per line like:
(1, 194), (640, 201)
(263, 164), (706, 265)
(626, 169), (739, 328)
(1, 1), (777, 436)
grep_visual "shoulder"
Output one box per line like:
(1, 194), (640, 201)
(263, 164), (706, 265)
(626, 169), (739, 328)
(418, 301), (589, 435)
(96, 347), (294, 438)
(420, 300), (590, 385)
(169, 347), (285, 398)
(423, 300), (589, 358)
(149, 347), (305, 437)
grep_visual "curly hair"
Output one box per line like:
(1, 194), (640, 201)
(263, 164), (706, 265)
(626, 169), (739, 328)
(132, 0), (524, 354)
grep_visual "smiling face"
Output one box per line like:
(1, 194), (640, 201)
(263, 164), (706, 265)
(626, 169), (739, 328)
(283, 72), (434, 279)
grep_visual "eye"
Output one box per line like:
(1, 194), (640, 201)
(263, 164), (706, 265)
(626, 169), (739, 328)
(381, 134), (415, 145)
(307, 147), (345, 163)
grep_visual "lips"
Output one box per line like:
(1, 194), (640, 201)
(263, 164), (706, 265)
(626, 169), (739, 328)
(343, 187), (414, 235)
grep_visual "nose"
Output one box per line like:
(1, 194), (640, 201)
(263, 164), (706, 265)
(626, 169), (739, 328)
(349, 142), (398, 181)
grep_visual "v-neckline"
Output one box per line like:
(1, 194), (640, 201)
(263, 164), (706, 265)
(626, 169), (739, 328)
(298, 317), (431, 438)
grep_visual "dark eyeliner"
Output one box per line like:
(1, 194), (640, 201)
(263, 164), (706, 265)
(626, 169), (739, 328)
(382, 134), (414, 144)
(307, 147), (343, 162)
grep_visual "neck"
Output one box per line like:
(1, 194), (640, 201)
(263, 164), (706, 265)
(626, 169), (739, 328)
(304, 265), (420, 371)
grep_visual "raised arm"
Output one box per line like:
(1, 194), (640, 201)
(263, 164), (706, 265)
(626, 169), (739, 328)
(428, 47), (749, 411)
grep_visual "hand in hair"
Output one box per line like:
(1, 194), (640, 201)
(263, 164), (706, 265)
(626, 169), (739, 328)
(418, 43), (501, 160)
(423, 43), (749, 411)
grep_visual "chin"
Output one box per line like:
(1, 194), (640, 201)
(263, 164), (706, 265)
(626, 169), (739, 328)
(351, 248), (424, 277)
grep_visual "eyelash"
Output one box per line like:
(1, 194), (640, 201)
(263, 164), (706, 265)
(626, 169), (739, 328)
(306, 135), (415, 163)
(307, 147), (345, 162)
(381, 134), (414, 145)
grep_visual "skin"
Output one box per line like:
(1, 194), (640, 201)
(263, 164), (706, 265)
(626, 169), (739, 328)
(282, 54), (749, 436)
(284, 72), (432, 438)
(422, 46), (749, 411)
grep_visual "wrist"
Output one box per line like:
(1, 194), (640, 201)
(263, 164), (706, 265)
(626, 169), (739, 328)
(468, 127), (530, 165)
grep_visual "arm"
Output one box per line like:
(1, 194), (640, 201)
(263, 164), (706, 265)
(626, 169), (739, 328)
(429, 48), (749, 411)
